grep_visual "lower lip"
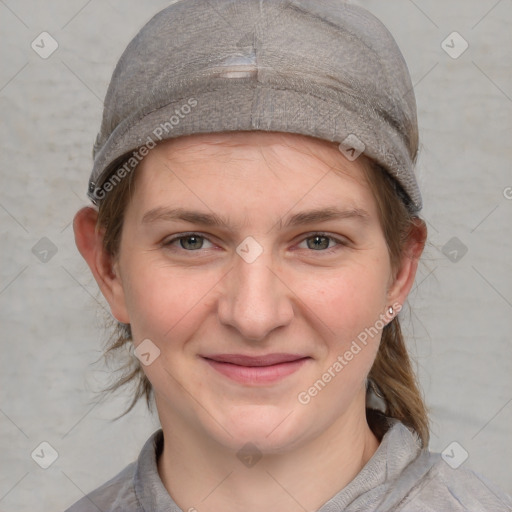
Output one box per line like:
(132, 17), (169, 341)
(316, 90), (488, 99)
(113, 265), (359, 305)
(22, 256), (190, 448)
(203, 358), (310, 384)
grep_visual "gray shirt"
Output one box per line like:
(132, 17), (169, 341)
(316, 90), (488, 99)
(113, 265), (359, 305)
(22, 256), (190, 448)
(64, 419), (512, 511)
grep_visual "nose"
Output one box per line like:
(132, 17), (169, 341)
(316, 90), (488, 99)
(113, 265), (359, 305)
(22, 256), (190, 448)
(217, 249), (294, 342)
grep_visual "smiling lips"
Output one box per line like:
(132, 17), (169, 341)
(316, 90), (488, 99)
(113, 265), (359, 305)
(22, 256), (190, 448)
(202, 353), (310, 384)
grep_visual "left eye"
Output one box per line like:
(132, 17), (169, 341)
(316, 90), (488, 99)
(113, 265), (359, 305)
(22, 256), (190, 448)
(298, 234), (341, 251)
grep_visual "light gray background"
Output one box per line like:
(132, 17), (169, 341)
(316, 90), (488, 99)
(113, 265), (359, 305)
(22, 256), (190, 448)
(1, 0), (511, 510)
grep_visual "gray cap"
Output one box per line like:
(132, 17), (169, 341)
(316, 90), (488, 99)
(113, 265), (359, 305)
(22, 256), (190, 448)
(89, 0), (421, 212)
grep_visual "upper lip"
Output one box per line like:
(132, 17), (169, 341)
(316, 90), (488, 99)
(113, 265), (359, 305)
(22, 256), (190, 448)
(202, 353), (309, 367)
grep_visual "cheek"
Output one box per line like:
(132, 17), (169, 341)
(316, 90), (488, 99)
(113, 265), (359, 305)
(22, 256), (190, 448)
(294, 261), (390, 412)
(299, 258), (391, 343)
(119, 254), (218, 344)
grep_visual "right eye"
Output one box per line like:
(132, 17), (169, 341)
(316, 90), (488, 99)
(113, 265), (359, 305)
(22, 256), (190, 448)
(163, 233), (215, 251)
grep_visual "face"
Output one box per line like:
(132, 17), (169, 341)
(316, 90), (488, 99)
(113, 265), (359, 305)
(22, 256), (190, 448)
(108, 132), (406, 452)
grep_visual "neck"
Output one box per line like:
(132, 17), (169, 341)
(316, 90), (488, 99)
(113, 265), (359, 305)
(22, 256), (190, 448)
(156, 397), (380, 512)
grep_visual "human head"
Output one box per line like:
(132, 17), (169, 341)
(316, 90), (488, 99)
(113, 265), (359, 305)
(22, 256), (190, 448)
(74, 0), (429, 448)
(76, 131), (427, 453)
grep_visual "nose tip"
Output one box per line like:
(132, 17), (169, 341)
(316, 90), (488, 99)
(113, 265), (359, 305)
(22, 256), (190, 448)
(217, 256), (294, 341)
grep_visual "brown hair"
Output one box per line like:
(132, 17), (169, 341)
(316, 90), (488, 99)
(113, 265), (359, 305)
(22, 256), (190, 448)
(362, 161), (429, 447)
(94, 147), (429, 446)
(96, 166), (150, 416)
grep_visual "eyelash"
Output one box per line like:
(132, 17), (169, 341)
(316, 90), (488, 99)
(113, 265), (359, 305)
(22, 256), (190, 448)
(162, 232), (347, 255)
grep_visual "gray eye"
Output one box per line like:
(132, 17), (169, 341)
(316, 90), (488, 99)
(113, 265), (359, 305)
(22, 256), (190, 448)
(307, 236), (331, 250)
(180, 235), (204, 250)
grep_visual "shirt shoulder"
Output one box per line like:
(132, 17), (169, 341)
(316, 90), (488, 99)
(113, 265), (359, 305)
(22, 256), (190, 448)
(63, 429), (182, 512)
(63, 461), (140, 512)
(396, 455), (512, 511)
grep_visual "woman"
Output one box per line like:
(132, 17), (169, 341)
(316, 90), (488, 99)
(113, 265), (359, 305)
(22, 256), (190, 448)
(67, 0), (512, 510)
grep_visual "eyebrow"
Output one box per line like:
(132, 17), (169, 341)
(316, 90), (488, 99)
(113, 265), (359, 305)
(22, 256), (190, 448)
(141, 206), (370, 230)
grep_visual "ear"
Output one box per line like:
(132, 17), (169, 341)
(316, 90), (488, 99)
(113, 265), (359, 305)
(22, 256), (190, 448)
(386, 218), (427, 307)
(73, 206), (130, 324)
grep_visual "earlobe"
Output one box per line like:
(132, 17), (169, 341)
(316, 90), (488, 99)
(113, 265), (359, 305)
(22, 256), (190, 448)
(387, 218), (427, 306)
(73, 206), (130, 324)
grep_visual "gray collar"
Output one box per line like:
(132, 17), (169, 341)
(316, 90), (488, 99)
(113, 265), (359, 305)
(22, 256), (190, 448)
(133, 419), (433, 512)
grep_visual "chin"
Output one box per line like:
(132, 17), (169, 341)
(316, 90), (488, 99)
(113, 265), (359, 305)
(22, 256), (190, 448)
(205, 403), (310, 454)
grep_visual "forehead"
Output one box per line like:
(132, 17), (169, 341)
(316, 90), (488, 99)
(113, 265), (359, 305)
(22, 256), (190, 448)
(128, 131), (378, 219)
(152, 132), (360, 168)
